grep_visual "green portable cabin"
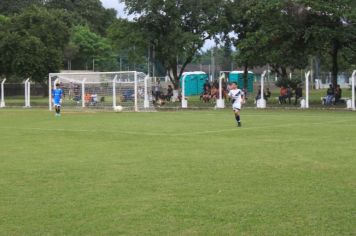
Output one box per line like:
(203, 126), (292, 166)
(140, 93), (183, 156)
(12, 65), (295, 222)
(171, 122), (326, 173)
(229, 71), (254, 93)
(180, 72), (208, 96)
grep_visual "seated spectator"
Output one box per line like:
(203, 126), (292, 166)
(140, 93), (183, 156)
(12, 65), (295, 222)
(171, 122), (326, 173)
(213, 79), (219, 89)
(325, 84), (334, 105)
(74, 84), (80, 102)
(166, 85), (173, 101)
(91, 93), (98, 106)
(294, 84), (303, 105)
(210, 86), (219, 101)
(286, 87), (293, 104)
(265, 88), (271, 100)
(154, 82), (161, 101)
(203, 80), (211, 93)
(84, 93), (91, 105)
(279, 86), (288, 104)
(255, 86), (266, 103)
(202, 85), (211, 103)
(334, 84), (342, 104)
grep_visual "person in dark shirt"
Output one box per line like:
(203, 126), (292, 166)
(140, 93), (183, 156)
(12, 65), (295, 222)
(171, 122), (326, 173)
(286, 86), (293, 104)
(166, 85), (173, 101)
(334, 84), (342, 104)
(203, 80), (211, 92)
(294, 84), (303, 105)
(325, 84), (334, 105)
(265, 88), (271, 100)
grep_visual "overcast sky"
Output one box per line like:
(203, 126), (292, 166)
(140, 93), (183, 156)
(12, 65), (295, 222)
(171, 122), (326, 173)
(100, 0), (215, 50)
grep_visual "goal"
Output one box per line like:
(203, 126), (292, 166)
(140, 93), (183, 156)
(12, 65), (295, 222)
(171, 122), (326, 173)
(48, 71), (155, 112)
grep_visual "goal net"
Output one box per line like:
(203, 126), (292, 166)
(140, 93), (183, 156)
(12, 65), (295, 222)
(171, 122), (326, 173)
(48, 72), (155, 112)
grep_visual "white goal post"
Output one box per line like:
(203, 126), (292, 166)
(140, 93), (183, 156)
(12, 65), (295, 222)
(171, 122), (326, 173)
(48, 71), (155, 112)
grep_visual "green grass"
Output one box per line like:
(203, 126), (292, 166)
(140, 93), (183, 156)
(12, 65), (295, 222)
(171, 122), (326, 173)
(0, 109), (355, 235)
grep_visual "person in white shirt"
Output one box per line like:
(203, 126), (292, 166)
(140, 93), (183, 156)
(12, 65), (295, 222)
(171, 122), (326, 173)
(228, 82), (245, 127)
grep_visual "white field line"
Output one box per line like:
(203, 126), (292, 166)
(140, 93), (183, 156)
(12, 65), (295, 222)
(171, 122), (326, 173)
(0, 120), (353, 137)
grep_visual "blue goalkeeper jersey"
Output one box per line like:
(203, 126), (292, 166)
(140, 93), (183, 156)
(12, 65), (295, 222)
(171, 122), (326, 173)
(52, 89), (63, 104)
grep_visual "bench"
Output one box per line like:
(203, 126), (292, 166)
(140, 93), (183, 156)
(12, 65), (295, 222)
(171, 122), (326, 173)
(321, 97), (349, 105)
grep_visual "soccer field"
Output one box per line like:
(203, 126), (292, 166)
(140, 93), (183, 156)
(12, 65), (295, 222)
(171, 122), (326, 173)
(0, 109), (355, 235)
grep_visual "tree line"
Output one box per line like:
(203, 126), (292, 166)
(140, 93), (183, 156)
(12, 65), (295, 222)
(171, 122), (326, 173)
(0, 0), (355, 90)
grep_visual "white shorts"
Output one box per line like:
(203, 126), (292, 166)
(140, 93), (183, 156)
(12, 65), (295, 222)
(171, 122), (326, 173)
(53, 99), (62, 107)
(232, 103), (242, 111)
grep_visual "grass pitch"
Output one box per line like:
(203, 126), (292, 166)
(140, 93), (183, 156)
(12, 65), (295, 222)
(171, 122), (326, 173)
(0, 109), (355, 235)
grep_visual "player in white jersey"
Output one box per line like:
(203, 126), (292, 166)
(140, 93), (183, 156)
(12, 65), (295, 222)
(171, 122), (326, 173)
(228, 82), (245, 127)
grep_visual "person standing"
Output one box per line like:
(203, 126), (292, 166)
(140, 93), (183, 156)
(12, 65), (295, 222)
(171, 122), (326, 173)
(52, 83), (63, 117)
(294, 84), (303, 105)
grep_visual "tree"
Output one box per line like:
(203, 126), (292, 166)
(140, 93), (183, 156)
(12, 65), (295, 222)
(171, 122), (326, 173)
(107, 19), (148, 71)
(300, 0), (356, 87)
(46, 0), (117, 36)
(226, 0), (310, 83)
(0, 6), (70, 85)
(121, 0), (227, 89)
(0, 0), (44, 16)
(71, 25), (117, 71)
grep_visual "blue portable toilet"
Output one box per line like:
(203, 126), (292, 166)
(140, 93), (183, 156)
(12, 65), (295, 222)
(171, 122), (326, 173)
(229, 71), (254, 93)
(180, 72), (208, 96)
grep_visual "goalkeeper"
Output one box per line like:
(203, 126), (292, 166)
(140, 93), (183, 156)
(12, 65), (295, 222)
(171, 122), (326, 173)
(52, 83), (63, 117)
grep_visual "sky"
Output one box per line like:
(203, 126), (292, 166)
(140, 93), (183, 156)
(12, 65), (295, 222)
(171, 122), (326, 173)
(99, 0), (215, 50)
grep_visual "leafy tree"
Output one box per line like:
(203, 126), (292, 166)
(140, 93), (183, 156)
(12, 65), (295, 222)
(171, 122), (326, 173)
(121, 0), (227, 89)
(0, 6), (70, 85)
(71, 25), (117, 71)
(0, 0), (44, 16)
(46, 0), (117, 36)
(300, 0), (356, 87)
(107, 19), (148, 71)
(227, 1), (310, 82)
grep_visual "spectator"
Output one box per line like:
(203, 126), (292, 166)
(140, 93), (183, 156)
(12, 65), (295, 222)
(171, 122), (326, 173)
(334, 84), (342, 104)
(91, 93), (98, 106)
(294, 84), (303, 105)
(222, 79), (227, 91)
(203, 80), (211, 93)
(84, 93), (91, 106)
(210, 86), (219, 101)
(325, 84), (334, 105)
(202, 85), (211, 103)
(74, 84), (80, 102)
(242, 88), (248, 101)
(279, 86), (288, 104)
(166, 85), (173, 101)
(69, 82), (74, 99)
(213, 79), (219, 89)
(255, 86), (265, 103)
(266, 88), (271, 100)
(154, 81), (161, 101)
(286, 87), (293, 104)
